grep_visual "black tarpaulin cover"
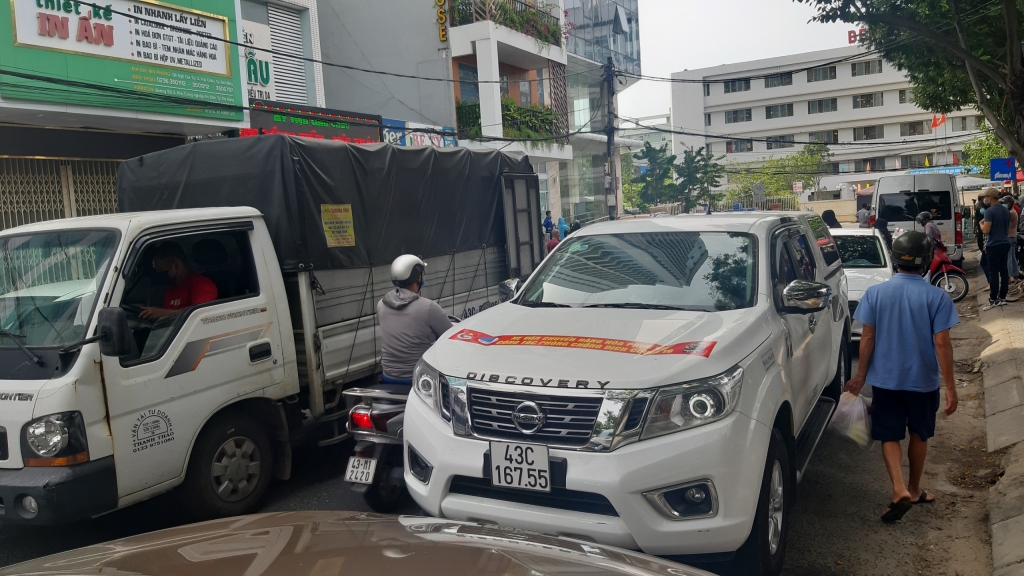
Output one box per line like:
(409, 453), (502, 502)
(117, 135), (532, 272)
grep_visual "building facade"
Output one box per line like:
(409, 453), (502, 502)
(672, 46), (984, 198)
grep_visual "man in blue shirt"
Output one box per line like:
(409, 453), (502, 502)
(847, 231), (959, 523)
(980, 187), (1013, 309)
(543, 211), (554, 238)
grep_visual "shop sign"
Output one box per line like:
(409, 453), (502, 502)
(436, 0), (448, 43)
(382, 118), (457, 148)
(243, 101), (382, 143)
(242, 21), (275, 102)
(2, 0), (243, 120)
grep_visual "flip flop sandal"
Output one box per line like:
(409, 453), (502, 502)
(913, 490), (935, 504)
(882, 498), (913, 523)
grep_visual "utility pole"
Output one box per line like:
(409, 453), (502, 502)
(604, 56), (617, 221)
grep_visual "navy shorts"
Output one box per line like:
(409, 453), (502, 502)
(870, 386), (941, 442)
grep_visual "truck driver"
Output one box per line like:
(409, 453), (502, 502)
(140, 242), (219, 321)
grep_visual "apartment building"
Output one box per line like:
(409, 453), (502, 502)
(671, 46), (984, 196)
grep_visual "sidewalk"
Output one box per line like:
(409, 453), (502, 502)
(975, 265), (1024, 576)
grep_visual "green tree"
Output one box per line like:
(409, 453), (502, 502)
(673, 146), (726, 210)
(695, 148), (727, 209)
(962, 126), (1008, 177)
(726, 144), (832, 202)
(620, 150), (648, 213)
(631, 142), (676, 206)
(795, 0), (1024, 163)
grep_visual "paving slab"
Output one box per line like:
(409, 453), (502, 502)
(983, 358), (1021, 389)
(987, 405), (1024, 451)
(990, 443), (1024, 525)
(993, 514), (1024, 569)
(994, 563), (1024, 576)
(985, 379), (1024, 416)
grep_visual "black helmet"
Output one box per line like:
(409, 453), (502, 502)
(916, 211), (932, 225)
(891, 231), (933, 267)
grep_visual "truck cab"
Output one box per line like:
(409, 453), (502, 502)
(403, 212), (850, 576)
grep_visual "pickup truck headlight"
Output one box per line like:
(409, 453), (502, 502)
(22, 411), (89, 466)
(640, 367), (743, 440)
(413, 359), (440, 415)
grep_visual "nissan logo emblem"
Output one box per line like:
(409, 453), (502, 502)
(511, 401), (546, 434)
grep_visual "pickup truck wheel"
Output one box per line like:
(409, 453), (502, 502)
(734, 428), (791, 576)
(179, 414), (274, 520)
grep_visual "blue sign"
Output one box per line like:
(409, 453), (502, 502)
(991, 158), (1016, 181)
(908, 166), (980, 175)
(732, 203), (743, 211)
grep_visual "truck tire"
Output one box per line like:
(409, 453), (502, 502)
(179, 413), (274, 520)
(734, 428), (792, 576)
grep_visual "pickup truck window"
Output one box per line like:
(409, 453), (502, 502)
(0, 229), (118, 347)
(806, 216), (842, 267)
(772, 231), (815, 305)
(520, 232), (756, 311)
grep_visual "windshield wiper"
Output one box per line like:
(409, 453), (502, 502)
(584, 303), (714, 311)
(518, 301), (573, 308)
(0, 329), (43, 366)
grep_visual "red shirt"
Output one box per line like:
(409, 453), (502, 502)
(546, 238), (559, 254)
(163, 273), (218, 310)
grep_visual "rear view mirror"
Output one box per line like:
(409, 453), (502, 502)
(97, 308), (132, 357)
(782, 280), (832, 313)
(499, 278), (522, 302)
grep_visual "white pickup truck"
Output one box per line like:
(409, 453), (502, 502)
(404, 212), (850, 576)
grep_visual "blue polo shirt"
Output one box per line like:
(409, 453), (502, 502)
(853, 273), (959, 392)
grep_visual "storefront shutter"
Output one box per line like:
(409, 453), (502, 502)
(267, 4), (308, 105)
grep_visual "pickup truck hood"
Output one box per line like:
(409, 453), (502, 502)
(424, 303), (773, 390)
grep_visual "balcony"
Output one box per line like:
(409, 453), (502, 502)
(451, 0), (562, 48)
(456, 96), (556, 140)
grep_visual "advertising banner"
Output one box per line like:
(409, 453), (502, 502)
(243, 101), (381, 143)
(242, 20), (274, 102)
(381, 117), (457, 148)
(1, 0), (243, 120)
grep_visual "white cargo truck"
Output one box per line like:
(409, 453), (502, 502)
(0, 136), (543, 523)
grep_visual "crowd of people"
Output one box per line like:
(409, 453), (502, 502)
(541, 210), (581, 254)
(974, 188), (1024, 310)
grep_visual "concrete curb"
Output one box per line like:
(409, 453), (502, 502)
(974, 266), (1024, 575)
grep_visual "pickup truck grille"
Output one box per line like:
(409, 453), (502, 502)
(0, 427), (7, 461)
(467, 388), (602, 447)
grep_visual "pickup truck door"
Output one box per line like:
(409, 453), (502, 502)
(771, 227), (820, 429)
(804, 215), (845, 399)
(100, 223), (286, 499)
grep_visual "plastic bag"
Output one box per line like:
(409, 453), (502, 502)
(828, 392), (872, 448)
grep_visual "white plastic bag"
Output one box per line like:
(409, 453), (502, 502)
(829, 392), (872, 448)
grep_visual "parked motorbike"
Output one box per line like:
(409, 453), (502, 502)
(926, 242), (969, 302)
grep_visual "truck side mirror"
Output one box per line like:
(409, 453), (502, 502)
(782, 280), (832, 313)
(97, 308), (132, 357)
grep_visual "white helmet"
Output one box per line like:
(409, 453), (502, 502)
(390, 254), (426, 287)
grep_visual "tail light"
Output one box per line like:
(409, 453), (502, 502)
(350, 408), (373, 430)
(955, 212), (963, 245)
(869, 215), (875, 226)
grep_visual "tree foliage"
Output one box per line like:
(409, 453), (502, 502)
(674, 146), (726, 211)
(620, 151), (648, 213)
(725, 144), (834, 202)
(795, 0), (1024, 163)
(962, 126), (1008, 177)
(631, 142), (676, 206)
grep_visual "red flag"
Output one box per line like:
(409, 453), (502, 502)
(931, 113), (947, 128)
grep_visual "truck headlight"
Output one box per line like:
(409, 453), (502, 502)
(413, 359), (440, 415)
(640, 367), (743, 440)
(22, 411), (89, 466)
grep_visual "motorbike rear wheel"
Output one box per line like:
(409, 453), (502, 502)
(933, 272), (968, 302)
(362, 460), (409, 513)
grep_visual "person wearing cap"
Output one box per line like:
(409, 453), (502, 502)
(846, 230), (959, 523)
(980, 187), (1014, 309)
(1001, 195), (1021, 281)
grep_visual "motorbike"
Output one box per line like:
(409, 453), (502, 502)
(926, 242), (969, 302)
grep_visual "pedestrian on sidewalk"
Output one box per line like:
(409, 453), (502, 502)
(846, 231), (959, 524)
(857, 205), (871, 228)
(546, 229), (560, 255)
(822, 209), (842, 229)
(1001, 195), (1021, 281)
(543, 211), (554, 239)
(980, 188), (1014, 309)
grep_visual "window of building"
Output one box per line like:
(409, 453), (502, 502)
(826, 162), (841, 174)
(900, 121), (932, 136)
(519, 80), (531, 106)
(500, 74), (510, 96)
(267, 4), (309, 105)
(767, 135), (795, 149)
(705, 113), (711, 127)
(704, 83), (710, 96)
(854, 158), (885, 172)
(809, 129), (839, 144)
(899, 89), (915, 104)
(808, 98), (838, 114)
(458, 63), (479, 103)
(725, 108), (753, 124)
(900, 154), (934, 169)
(766, 103), (794, 119)
(705, 143), (714, 154)
(723, 79), (751, 93)
(952, 115), (986, 132)
(807, 65), (837, 82)
(851, 60), (883, 77)
(726, 140), (753, 153)
(852, 92), (883, 109)
(853, 125), (884, 141)
(765, 73), (793, 88)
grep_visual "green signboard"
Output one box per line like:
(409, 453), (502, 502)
(0, 0), (243, 121)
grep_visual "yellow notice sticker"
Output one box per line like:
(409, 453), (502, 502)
(321, 204), (356, 247)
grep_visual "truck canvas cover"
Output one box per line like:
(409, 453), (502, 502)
(116, 135), (532, 272)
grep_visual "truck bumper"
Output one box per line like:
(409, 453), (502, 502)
(404, 391), (772, 556)
(0, 456), (118, 524)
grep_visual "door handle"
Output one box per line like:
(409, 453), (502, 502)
(808, 315), (817, 332)
(248, 341), (272, 363)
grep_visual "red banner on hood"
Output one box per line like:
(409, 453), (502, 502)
(449, 329), (717, 357)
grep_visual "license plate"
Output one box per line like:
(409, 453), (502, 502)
(490, 441), (550, 492)
(345, 456), (377, 484)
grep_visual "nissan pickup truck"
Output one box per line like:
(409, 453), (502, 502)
(404, 212), (851, 576)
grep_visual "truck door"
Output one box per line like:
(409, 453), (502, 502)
(501, 173), (544, 279)
(100, 223), (285, 499)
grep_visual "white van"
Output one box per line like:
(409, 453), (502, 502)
(871, 174), (964, 265)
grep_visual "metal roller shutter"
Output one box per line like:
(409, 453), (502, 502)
(267, 4), (308, 105)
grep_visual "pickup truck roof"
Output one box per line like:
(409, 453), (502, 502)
(0, 207), (262, 236)
(576, 212), (810, 236)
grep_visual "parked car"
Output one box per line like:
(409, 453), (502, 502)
(831, 228), (894, 339)
(0, 512), (715, 576)
(404, 212), (851, 576)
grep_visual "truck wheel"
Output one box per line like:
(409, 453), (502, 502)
(734, 428), (791, 576)
(179, 414), (274, 520)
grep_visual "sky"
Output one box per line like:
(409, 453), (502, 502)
(619, 0), (853, 122)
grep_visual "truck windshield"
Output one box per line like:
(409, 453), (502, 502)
(834, 235), (887, 268)
(0, 230), (118, 347)
(520, 232), (756, 311)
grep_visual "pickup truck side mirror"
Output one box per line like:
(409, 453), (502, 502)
(781, 280), (832, 314)
(97, 308), (132, 357)
(499, 278), (522, 302)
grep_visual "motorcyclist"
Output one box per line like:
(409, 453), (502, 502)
(376, 255), (453, 385)
(916, 211), (942, 250)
